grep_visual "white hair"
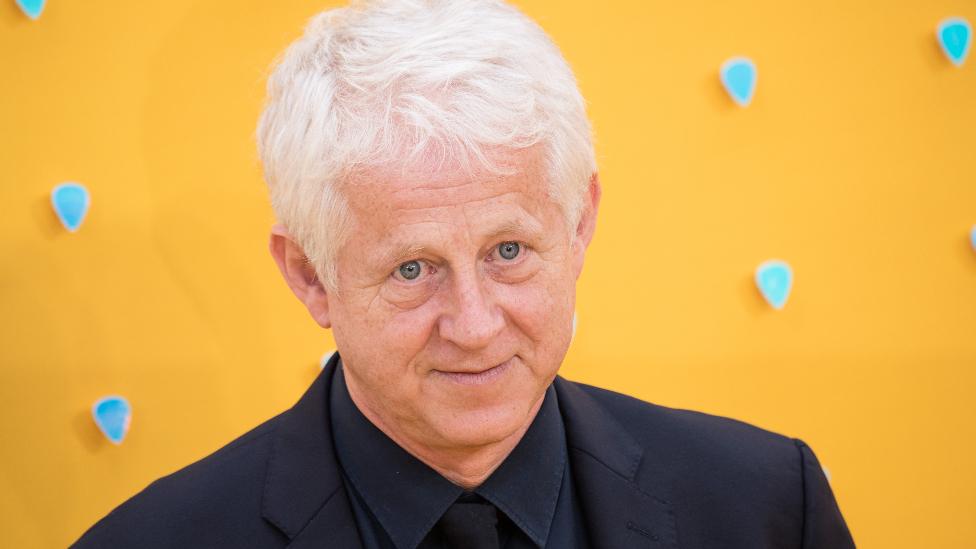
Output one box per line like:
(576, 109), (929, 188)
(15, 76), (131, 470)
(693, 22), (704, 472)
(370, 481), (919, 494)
(256, 0), (595, 290)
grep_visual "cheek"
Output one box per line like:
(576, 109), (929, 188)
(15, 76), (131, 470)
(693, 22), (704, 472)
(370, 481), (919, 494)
(380, 308), (440, 360)
(373, 303), (443, 366)
(331, 293), (440, 379)
(496, 271), (575, 362)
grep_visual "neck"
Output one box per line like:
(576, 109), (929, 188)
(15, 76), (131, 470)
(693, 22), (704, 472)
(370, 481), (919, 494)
(344, 371), (545, 490)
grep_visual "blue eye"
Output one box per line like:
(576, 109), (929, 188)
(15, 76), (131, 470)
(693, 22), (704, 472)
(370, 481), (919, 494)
(498, 241), (520, 260)
(398, 260), (422, 280)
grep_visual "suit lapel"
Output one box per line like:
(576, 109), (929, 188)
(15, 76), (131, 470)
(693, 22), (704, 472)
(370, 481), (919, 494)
(555, 377), (679, 548)
(283, 487), (363, 549)
(261, 354), (363, 548)
(260, 360), (677, 549)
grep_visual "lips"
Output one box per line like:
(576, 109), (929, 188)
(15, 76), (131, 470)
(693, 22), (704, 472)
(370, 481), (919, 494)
(433, 356), (515, 386)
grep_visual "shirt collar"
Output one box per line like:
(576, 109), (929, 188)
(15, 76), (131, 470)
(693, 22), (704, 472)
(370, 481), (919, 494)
(330, 360), (566, 549)
(475, 377), (566, 547)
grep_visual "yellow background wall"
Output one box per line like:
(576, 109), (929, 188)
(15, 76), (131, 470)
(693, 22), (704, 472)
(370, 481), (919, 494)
(2, 1), (974, 547)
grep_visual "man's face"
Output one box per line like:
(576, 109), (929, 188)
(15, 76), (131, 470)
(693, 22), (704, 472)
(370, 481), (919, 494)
(319, 147), (594, 451)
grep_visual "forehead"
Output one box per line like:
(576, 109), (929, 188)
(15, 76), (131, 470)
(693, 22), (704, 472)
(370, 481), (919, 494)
(345, 147), (552, 229)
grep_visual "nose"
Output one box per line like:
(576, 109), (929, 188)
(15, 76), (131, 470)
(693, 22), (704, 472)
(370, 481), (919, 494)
(437, 268), (505, 352)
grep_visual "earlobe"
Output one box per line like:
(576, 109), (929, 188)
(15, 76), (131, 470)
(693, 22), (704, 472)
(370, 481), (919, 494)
(268, 224), (333, 329)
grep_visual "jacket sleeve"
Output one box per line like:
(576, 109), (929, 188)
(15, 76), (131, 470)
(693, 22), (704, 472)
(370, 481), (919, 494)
(793, 439), (856, 548)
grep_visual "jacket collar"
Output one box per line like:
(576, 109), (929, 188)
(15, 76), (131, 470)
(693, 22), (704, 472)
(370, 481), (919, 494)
(261, 352), (362, 548)
(554, 377), (679, 548)
(261, 356), (678, 548)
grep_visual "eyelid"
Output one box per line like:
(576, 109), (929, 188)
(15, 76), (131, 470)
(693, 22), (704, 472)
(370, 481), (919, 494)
(391, 258), (432, 283)
(488, 240), (529, 261)
(390, 242), (528, 280)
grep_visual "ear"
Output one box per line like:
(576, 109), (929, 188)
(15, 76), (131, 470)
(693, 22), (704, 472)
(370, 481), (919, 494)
(572, 173), (602, 280)
(269, 224), (332, 329)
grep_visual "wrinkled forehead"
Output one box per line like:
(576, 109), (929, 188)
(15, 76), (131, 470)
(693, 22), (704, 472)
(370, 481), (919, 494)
(336, 146), (561, 270)
(344, 145), (550, 219)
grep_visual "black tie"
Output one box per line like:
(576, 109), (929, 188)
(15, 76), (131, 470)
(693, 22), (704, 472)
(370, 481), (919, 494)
(436, 492), (501, 549)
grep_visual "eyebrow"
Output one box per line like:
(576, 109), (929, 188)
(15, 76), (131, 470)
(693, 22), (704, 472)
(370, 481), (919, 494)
(377, 216), (545, 268)
(384, 244), (428, 267)
(484, 218), (544, 241)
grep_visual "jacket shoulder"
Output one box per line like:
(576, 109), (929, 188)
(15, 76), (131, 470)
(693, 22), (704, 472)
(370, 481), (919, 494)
(71, 413), (288, 548)
(572, 381), (854, 546)
(574, 381), (801, 459)
(568, 381), (855, 547)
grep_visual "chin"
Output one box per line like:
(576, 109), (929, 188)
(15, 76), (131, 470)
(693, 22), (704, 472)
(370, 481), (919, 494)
(428, 397), (538, 448)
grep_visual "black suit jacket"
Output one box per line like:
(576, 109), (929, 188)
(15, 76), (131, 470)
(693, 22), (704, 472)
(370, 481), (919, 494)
(73, 357), (855, 548)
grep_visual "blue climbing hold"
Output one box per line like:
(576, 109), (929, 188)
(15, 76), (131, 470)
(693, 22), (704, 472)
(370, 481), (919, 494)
(51, 182), (90, 232)
(720, 57), (757, 107)
(92, 396), (131, 445)
(755, 260), (793, 310)
(937, 17), (972, 66)
(15, 0), (46, 20)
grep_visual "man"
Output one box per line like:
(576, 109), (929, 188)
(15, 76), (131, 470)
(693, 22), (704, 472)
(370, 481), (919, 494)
(73, 0), (854, 547)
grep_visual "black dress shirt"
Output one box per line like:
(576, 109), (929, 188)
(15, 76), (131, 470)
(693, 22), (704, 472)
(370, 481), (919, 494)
(330, 363), (589, 549)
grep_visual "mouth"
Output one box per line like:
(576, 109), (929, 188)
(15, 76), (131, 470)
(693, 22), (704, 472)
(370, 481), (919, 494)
(433, 357), (516, 386)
